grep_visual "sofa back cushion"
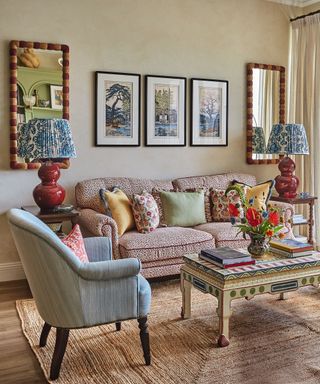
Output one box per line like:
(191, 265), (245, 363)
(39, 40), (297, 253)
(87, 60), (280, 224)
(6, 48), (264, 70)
(75, 177), (173, 214)
(172, 172), (257, 191)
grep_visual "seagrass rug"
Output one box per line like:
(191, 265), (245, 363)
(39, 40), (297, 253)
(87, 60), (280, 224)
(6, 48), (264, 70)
(16, 281), (320, 384)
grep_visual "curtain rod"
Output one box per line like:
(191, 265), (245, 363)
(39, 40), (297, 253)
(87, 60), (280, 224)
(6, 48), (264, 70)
(290, 9), (320, 22)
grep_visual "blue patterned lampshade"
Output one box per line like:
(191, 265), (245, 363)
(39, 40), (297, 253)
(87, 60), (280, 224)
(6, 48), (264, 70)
(266, 123), (309, 155)
(17, 118), (76, 159)
(252, 126), (266, 154)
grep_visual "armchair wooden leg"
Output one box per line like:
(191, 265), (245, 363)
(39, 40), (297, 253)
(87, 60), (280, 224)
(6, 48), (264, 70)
(115, 322), (121, 331)
(138, 317), (151, 365)
(39, 322), (52, 347)
(50, 328), (69, 380)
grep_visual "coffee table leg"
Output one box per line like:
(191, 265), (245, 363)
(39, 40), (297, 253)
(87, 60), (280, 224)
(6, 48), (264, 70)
(217, 292), (232, 347)
(181, 277), (192, 319)
(279, 292), (288, 300)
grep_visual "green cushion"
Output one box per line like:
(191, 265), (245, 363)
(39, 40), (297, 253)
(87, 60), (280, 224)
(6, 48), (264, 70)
(160, 191), (206, 227)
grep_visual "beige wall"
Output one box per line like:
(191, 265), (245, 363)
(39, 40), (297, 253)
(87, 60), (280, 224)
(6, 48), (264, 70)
(0, 0), (289, 274)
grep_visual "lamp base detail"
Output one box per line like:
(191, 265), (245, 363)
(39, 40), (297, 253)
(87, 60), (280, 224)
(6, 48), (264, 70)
(274, 156), (299, 199)
(33, 162), (65, 212)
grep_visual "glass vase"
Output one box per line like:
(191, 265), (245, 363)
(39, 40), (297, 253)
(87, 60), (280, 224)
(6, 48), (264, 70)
(247, 233), (269, 258)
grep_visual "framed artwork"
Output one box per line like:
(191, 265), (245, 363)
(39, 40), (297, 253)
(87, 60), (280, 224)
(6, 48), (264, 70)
(191, 78), (228, 146)
(95, 71), (140, 146)
(50, 85), (63, 110)
(145, 75), (186, 146)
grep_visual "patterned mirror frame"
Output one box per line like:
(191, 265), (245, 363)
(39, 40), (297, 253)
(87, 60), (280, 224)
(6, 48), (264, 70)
(246, 63), (285, 165)
(9, 40), (70, 169)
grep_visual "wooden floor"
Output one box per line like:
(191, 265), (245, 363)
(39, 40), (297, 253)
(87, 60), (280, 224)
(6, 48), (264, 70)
(0, 280), (47, 384)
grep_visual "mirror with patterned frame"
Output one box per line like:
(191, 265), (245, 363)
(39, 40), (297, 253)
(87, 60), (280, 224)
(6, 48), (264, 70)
(246, 63), (285, 165)
(9, 40), (70, 169)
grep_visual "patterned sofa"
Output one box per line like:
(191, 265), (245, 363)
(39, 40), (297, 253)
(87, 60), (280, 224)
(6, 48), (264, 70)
(75, 172), (293, 279)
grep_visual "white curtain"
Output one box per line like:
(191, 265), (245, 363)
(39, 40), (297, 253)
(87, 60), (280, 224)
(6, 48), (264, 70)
(288, 13), (320, 247)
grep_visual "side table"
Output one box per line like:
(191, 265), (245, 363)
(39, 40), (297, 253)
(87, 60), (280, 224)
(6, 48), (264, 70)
(270, 195), (317, 245)
(21, 206), (79, 237)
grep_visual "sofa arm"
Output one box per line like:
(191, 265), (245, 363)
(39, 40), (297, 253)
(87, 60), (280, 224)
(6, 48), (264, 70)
(77, 258), (141, 281)
(77, 208), (119, 259)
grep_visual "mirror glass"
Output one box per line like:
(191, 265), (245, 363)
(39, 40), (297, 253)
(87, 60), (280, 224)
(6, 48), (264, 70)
(9, 41), (70, 169)
(246, 63), (285, 165)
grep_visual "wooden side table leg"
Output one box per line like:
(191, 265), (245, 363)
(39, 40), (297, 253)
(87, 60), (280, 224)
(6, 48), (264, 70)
(181, 275), (192, 319)
(217, 292), (232, 347)
(309, 201), (314, 245)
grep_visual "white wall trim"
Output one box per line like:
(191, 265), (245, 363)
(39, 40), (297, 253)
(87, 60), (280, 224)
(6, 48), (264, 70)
(0, 261), (25, 282)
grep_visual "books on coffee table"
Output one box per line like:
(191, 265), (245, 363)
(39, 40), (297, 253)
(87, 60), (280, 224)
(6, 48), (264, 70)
(269, 239), (313, 258)
(199, 247), (256, 268)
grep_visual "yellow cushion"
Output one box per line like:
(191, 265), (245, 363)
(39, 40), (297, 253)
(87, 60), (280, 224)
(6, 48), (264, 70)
(103, 189), (135, 236)
(232, 180), (274, 211)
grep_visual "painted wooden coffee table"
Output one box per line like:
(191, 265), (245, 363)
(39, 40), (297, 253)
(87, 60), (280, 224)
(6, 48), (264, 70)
(180, 251), (320, 347)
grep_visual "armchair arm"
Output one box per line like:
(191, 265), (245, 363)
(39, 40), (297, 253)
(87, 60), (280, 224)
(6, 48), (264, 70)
(77, 208), (119, 259)
(77, 258), (141, 281)
(84, 237), (112, 262)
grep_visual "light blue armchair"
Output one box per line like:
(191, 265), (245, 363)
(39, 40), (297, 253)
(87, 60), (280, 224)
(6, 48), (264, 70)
(7, 208), (151, 380)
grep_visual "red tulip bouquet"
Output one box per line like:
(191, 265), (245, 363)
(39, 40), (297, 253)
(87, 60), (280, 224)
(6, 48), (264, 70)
(226, 185), (284, 256)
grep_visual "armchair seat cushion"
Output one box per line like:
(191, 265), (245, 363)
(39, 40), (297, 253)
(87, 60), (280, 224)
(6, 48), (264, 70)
(119, 227), (214, 262)
(193, 222), (250, 248)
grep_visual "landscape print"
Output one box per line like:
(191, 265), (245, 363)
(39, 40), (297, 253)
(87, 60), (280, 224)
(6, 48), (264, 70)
(154, 84), (179, 137)
(105, 80), (133, 137)
(199, 86), (221, 137)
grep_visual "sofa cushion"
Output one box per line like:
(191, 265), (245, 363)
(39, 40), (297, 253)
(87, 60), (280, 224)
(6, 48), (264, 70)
(100, 188), (135, 236)
(193, 222), (249, 247)
(172, 172), (256, 191)
(160, 191), (206, 227)
(75, 177), (173, 214)
(132, 191), (159, 233)
(118, 227), (214, 262)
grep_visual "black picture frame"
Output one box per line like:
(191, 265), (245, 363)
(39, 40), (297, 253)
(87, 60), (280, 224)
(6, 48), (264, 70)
(145, 75), (186, 147)
(95, 71), (141, 147)
(190, 78), (228, 146)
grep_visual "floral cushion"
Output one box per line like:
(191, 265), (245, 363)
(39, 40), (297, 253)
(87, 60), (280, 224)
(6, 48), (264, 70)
(62, 224), (89, 263)
(132, 191), (160, 233)
(210, 189), (241, 222)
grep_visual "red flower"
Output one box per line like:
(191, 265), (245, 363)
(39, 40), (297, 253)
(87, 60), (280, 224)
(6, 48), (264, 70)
(268, 211), (280, 226)
(246, 207), (262, 227)
(266, 229), (274, 237)
(228, 203), (240, 217)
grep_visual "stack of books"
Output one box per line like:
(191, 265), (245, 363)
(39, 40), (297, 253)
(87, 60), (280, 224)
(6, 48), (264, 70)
(269, 239), (313, 258)
(292, 214), (308, 225)
(199, 247), (256, 269)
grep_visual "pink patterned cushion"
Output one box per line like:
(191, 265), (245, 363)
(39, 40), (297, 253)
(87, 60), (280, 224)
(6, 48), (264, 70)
(210, 189), (241, 222)
(132, 191), (160, 233)
(62, 224), (89, 263)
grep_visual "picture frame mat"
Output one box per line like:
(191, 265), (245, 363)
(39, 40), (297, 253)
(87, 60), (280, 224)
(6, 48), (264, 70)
(191, 79), (228, 146)
(146, 76), (186, 146)
(96, 72), (140, 146)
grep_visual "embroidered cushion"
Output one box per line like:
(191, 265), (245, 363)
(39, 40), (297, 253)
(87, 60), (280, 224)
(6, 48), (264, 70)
(231, 179), (274, 211)
(100, 187), (135, 236)
(132, 191), (160, 233)
(62, 224), (89, 263)
(210, 189), (242, 222)
(160, 191), (206, 227)
(151, 187), (176, 227)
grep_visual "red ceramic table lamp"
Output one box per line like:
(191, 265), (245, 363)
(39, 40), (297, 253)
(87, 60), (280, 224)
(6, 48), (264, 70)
(266, 123), (309, 199)
(17, 118), (76, 212)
